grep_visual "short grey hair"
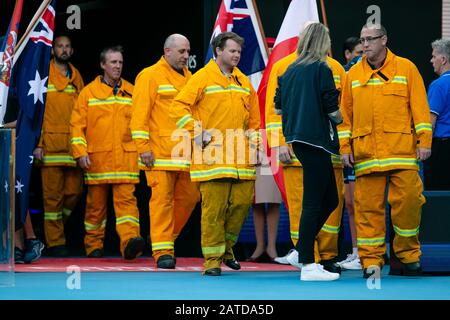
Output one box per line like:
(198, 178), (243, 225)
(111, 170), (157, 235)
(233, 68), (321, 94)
(432, 38), (450, 61)
(361, 23), (387, 37)
(100, 45), (123, 64)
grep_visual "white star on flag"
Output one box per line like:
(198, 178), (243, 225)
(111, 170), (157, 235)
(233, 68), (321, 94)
(27, 70), (48, 104)
(15, 180), (24, 193)
(4, 180), (8, 193)
(29, 155), (34, 164)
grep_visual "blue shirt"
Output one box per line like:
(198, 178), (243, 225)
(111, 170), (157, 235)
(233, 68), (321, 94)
(428, 70), (450, 138)
(344, 55), (362, 72)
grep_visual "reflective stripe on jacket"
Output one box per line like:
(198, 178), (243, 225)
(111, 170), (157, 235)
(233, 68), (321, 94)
(130, 57), (192, 171)
(71, 76), (138, 184)
(340, 49), (432, 176)
(38, 60), (84, 166)
(170, 60), (261, 182)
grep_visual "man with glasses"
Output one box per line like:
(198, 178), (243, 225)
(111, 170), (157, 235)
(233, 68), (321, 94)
(340, 24), (432, 278)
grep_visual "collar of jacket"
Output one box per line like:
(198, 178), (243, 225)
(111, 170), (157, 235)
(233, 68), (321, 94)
(359, 48), (397, 85)
(204, 59), (246, 88)
(91, 75), (131, 100)
(158, 56), (191, 90)
(50, 59), (78, 91)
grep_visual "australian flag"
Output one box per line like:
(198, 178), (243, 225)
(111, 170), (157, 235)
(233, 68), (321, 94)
(205, 0), (268, 79)
(12, 0), (55, 226)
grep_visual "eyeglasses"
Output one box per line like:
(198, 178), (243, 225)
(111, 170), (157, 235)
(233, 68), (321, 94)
(359, 35), (384, 44)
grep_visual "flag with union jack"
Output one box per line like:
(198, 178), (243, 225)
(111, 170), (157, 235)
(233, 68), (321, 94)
(205, 0), (268, 89)
(11, 0), (55, 226)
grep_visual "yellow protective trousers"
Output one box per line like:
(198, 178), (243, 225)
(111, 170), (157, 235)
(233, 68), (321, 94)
(41, 166), (83, 248)
(84, 183), (141, 257)
(145, 170), (200, 261)
(354, 169), (424, 268)
(283, 166), (344, 262)
(199, 179), (254, 270)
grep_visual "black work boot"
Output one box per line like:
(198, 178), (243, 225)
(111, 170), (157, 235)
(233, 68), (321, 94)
(124, 237), (145, 260)
(224, 259), (241, 270)
(157, 255), (176, 269)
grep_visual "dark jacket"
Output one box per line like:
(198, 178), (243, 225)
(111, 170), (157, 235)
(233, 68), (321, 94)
(275, 60), (340, 155)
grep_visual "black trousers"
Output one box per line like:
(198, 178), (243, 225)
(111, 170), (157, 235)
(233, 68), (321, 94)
(292, 142), (339, 264)
(424, 138), (450, 190)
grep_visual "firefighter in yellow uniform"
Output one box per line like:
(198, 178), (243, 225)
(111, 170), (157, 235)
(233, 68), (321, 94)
(340, 24), (432, 278)
(130, 34), (200, 269)
(71, 45), (145, 259)
(170, 32), (261, 276)
(33, 36), (83, 257)
(266, 51), (346, 273)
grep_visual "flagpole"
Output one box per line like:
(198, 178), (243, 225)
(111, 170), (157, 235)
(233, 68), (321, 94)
(251, 0), (269, 57)
(319, 0), (333, 57)
(14, 0), (53, 64)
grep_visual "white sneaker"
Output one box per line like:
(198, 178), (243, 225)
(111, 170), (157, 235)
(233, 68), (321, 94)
(286, 249), (302, 270)
(300, 263), (340, 281)
(274, 249), (295, 265)
(338, 253), (362, 270)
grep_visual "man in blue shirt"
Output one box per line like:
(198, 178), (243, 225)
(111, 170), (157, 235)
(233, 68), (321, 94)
(342, 36), (363, 72)
(424, 39), (450, 190)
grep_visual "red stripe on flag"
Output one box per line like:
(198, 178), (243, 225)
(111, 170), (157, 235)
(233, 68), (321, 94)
(30, 37), (53, 46)
(257, 37), (298, 207)
(257, 37), (298, 128)
(42, 6), (55, 27)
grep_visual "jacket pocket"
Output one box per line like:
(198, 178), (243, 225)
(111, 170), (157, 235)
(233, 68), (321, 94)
(43, 132), (70, 153)
(122, 141), (137, 152)
(158, 91), (176, 100)
(158, 129), (185, 158)
(351, 127), (373, 160)
(383, 123), (415, 155)
(382, 85), (410, 122)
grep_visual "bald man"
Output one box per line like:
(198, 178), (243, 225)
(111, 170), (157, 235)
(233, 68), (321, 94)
(130, 34), (200, 269)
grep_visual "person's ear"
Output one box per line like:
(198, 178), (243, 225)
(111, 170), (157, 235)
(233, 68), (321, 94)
(344, 49), (351, 61)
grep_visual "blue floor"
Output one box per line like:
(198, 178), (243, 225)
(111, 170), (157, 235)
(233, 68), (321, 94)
(1, 267), (450, 300)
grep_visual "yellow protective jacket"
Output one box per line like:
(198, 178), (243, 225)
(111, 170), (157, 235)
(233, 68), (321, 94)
(170, 59), (261, 182)
(265, 53), (346, 168)
(130, 56), (192, 171)
(340, 49), (432, 177)
(38, 60), (84, 166)
(70, 76), (139, 184)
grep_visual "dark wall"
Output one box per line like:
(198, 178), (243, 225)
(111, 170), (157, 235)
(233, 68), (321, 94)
(203, 0), (440, 87)
(57, 0), (204, 84)
(1, 0), (204, 84)
(324, 0), (441, 87)
(3, 0), (440, 86)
